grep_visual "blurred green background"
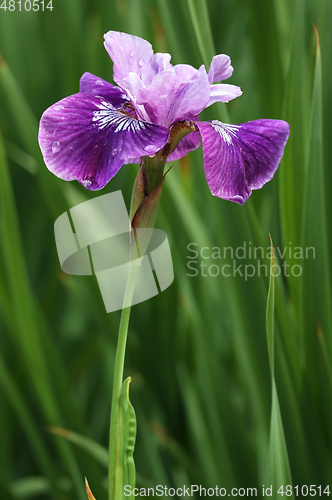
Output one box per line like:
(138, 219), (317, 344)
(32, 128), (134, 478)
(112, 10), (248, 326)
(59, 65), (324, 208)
(0, 0), (332, 498)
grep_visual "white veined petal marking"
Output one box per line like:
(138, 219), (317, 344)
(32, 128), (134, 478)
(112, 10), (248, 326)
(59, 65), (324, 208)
(211, 121), (240, 146)
(92, 100), (145, 133)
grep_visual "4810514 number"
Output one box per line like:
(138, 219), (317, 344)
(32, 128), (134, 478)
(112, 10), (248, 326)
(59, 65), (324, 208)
(0, 0), (53, 11)
(277, 485), (330, 496)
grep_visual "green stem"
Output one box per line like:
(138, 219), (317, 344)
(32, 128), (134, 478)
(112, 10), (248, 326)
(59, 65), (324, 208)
(108, 259), (140, 500)
(108, 151), (168, 499)
(108, 304), (131, 500)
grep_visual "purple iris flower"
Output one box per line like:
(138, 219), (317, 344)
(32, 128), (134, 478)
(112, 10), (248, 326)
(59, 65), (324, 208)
(38, 31), (289, 205)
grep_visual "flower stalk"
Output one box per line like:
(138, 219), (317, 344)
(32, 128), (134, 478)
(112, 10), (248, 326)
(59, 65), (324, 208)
(107, 151), (168, 500)
(108, 283), (135, 499)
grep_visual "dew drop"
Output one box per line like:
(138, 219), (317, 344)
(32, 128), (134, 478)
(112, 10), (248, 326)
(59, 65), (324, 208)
(96, 79), (104, 85)
(111, 149), (118, 157)
(81, 179), (92, 188)
(54, 105), (65, 111)
(138, 58), (144, 66)
(130, 52), (134, 57)
(160, 94), (168, 99)
(52, 141), (61, 153)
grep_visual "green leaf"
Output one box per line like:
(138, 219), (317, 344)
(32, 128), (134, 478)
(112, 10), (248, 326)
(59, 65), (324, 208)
(269, 380), (293, 495)
(3, 140), (37, 175)
(247, 0), (283, 117)
(186, 0), (214, 68)
(266, 236), (275, 377)
(46, 427), (108, 469)
(47, 426), (155, 490)
(266, 240), (293, 495)
(9, 477), (70, 499)
(279, 0), (310, 304)
(185, 0), (229, 123)
(112, 377), (137, 499)
(300, 28), (332, 373)
(0, 355), (60, 498)
(318, 325), (332, 394)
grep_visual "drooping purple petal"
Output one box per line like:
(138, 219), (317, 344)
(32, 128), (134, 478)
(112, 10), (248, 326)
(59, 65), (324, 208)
(38, 93), (169, 190)
(197, 119), (290, 204)
(208, 83), (242, 106)
(167, 131), (201, 162)
(208, 54), (233, 84)
(104, 31), (153, 84)
(80, 72), (129, 108)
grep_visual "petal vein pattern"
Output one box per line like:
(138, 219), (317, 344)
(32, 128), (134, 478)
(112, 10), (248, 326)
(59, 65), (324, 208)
(211, 121), (240, 145)
(38, 93), (169, 191)
(198, 119), (290, 204)
(92, 101), (145, 132)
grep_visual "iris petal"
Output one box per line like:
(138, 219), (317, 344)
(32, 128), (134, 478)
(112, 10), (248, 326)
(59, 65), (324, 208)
(38, 93), (169, 190)
(208, 54), (234, 84)
(80, 72), (129, 108)
(197, 119), (290, 204)
(104, 31), (153, 84)
(167, 65), (210, 127)
(207, 83), (242, 106)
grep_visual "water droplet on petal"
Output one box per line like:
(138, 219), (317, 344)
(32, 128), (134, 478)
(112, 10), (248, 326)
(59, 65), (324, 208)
(81, 179), (92, 188)
(54, 105), (65, 111)
(130, 52), (134, 57)
(96, 80), (104, 85)
(52, 141), (61, 153)
(138, 58), (144, 66)
(160, 94), (168, 99)
(111, 149), (118, 158)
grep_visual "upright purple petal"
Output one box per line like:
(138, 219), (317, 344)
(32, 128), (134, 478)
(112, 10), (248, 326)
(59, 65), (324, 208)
(174, 64), (198, 82)
(80, 72), (129, 108)
(167, 65), (210, 127)
(208, 83), (242, 106)
(137, 71), (178, 126)
(197, 119), (289, 204)
(140, 52), (172, 86)
(208, 54), (234, 84)
(38, 93), (169, 190)
(104, 31), (153, 84)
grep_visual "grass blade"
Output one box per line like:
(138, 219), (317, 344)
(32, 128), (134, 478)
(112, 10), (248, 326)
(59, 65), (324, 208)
(300, 28), (332, 371)
(266, 236), (275, 377)
(279, 0), (310, 304)
(269, 380), (293, 496)
(47, 427), (108, 469)
(267, 239), (293, 495)
(0, 355), (60, 499)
